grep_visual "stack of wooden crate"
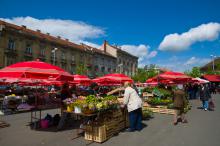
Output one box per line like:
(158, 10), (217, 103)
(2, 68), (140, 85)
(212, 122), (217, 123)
(84, 109), (128, 143)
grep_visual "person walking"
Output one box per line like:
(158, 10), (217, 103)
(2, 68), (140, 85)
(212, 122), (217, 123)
(173, 84), (188, 125)
(200, 84), (211, 111)
(123, 81), (143, 132)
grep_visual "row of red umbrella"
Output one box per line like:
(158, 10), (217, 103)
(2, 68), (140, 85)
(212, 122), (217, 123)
(146, 71), (212, 85)
(0, 60), (133, 86)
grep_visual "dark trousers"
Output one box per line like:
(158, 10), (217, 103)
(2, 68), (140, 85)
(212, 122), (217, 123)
(129, 108), (142, 131)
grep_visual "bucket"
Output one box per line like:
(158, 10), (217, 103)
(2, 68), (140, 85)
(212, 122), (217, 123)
(74, 106), (82, 113)
(40, 120), (49, 129)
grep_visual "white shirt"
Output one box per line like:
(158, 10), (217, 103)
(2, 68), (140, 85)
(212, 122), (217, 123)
(123, 86), (143, 112)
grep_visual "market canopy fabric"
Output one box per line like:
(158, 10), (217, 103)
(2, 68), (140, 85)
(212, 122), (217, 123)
(202, 75), (220, 82)
(72, 74), (91, 85)
(192, 77), (209, 84)
(158, 71), (191, 80)
(0, 60), (73, 83)
(93, 73), (133, 85)
(146, 71), (192, 85)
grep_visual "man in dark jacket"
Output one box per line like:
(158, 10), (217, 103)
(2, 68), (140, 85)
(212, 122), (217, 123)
(200, 84), (211, 111)
(173, 84), (188, 125)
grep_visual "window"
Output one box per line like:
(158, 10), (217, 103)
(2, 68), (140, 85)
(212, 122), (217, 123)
(95, 65), (99, 71)
(71, 65), (76, 74)
(25, 44), (32, 54)
(71, 55), (75, 61)
(61, 51), (66, 60)
(40, 49), (45, 56)
(8, 39), (15, 50)
(101, 66), (105, 73)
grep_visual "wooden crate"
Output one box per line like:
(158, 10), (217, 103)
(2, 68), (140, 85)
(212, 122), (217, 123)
(143, 107), (176, 115)
(84, 125), (107, 143)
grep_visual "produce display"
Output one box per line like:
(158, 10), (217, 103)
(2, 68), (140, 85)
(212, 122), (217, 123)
(142, 109), (153, 119)
(146, 98), (172, 106)
(63, 95), (120, 114)
(143, 87), (173, 98)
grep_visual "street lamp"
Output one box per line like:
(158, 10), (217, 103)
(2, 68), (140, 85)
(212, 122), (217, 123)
(52, 48), (58, 65)
(118, 63), (123, 74)
(210, 55), (217, 71)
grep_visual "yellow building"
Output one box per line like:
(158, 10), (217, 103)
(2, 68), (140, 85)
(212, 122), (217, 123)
(0, 20), (138, 77)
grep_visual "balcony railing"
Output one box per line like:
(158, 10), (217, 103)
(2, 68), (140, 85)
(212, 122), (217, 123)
(4, 48), (17, 55)
(24, 51), (33, 57)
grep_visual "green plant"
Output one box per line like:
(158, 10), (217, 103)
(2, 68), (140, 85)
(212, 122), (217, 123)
(142, 109), (153, 119)
(147, 98), (172, 106)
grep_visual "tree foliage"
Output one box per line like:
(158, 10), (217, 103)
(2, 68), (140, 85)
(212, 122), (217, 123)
(132, 65), (158, 83)
(76, 63), (88, 75)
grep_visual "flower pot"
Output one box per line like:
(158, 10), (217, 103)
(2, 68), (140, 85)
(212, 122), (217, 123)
(67, 105), (73, 112)
(74, 106), (82, 113)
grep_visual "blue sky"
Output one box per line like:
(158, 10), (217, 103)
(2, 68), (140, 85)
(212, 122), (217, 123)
(1, 0), (220, 71)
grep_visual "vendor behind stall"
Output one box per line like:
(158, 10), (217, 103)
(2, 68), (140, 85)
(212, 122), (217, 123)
(123, 81), (143, 132)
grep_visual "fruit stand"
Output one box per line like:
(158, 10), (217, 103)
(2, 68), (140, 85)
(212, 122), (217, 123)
(142, 87), (176, 115)
(63, 95), (129, 143)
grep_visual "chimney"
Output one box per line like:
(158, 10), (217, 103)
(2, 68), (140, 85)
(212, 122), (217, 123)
(36, 29), (41, 33)
(21, 25), (26, 29)
(57, 36), (61, 39)
(104, 40), (107, 52)
(46, 33), (50, 35)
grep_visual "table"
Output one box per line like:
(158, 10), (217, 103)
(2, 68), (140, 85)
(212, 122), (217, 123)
(30, 104), (61, 129)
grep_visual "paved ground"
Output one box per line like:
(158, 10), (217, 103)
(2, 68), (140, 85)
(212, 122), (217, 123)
(0, 94), (220, 146)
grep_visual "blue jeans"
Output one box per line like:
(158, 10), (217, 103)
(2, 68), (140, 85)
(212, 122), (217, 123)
(129, 108), (142, 131)
(202, 100), (209, 109)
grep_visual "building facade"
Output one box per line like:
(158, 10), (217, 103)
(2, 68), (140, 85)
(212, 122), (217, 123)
(0, 20), (137, 77)
(100, 41), (138, 76)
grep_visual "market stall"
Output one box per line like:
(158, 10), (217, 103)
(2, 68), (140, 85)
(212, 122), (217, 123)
(62, 95), (129, 143)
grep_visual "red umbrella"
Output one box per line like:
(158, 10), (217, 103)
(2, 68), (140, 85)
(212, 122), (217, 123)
(92, 76), (120, 86)
(158, 71), (190, 80)
(72, 74), (91, 85)
(103, 73), (133, 83)
(0, 60), (73, 82)
(202, 75), (220, 82)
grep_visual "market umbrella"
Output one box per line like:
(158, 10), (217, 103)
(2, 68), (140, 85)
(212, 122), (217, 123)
(192, 77), (209, 84)
(0, 60), (73, 83)
(202, 75), (220, 82)
(72, 74), (91, 86)
(92, 76), (121, 86)
(158, 71), (191, 84)
(102, 73), (133, 84)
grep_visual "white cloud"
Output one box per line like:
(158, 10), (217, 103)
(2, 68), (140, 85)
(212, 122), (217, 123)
(147, 51), (158, 59)
(80, 41), (101, 49)
(0, 16), (105, 45)
(159, 22), (220, 51)
(120, 44), (157, 62)
(157, 56), (211, 72)
(184, 56), (210, 66)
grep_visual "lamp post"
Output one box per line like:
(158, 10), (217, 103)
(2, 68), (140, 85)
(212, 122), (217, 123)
(52, 48), (58, 65)
(210, 55), (216, 71)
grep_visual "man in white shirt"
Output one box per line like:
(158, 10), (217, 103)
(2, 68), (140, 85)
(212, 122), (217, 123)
(123, 82), (143, 131)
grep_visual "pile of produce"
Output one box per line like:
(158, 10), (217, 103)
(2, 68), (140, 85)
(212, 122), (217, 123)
(146, 98), (172, 106)
(143, 87), (173, 99)
(64, 95), (120, 114)
(142, 108), (153, 120)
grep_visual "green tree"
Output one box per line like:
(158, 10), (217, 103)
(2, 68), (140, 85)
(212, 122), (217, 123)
(132, 65), (158, 83)
(186, 67), (201, 77)
(76, 63), (88, 75)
